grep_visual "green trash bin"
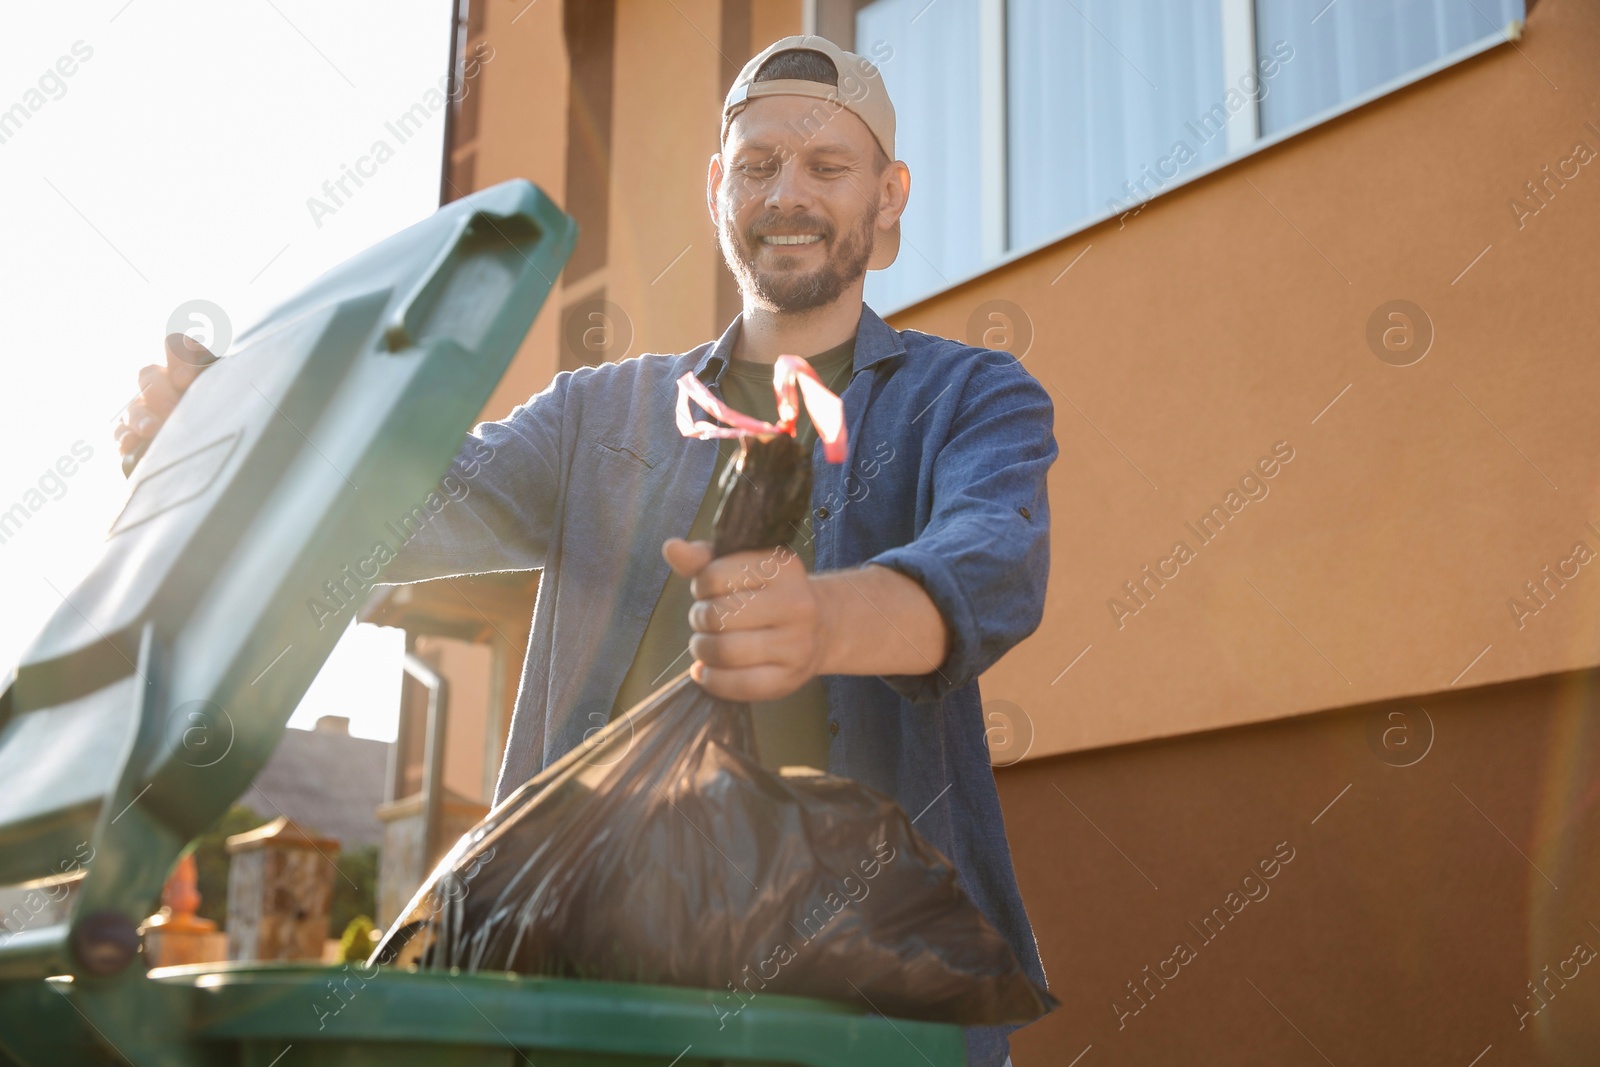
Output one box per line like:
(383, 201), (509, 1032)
(0, 179), (967, 1067)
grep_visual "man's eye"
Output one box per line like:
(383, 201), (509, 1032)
(740, 161), (778, 178)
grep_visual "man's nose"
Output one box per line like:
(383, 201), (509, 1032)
(763, 153), (813, 212)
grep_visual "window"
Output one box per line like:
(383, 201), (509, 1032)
(1257, 0), (1523, 135)
(854, 0), (1526, 312)
(854, 0), (986, 312)
(1007, 0), (1231, 253)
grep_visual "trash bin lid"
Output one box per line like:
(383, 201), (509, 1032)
(0, 180), (575, 974)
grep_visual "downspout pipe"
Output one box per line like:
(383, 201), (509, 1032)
(438, 0), (470, 205)
(403, 652), (450, 867)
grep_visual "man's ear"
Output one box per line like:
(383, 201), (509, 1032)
(707, 154), (725, 228)
(879, 160), (910, 231)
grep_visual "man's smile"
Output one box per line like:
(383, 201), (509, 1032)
(758, 233), (825, 247)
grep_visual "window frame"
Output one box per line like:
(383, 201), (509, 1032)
(832, 0), (1526, 316)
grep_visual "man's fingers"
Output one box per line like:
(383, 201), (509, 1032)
(113, 420), (141, 456)
(134, 366), (181, 420)
(117, 338), (215, 467)
(690, 596), (742, 632)
(689, 588), (806, 633)
(164, 332), (217, 388)
(688, 630), (783, 670)
(124, 398), (162, 438)
(663, 537), (715, 578)
(690, 661), (801, 702)
(689, 566), (763, 602)
(688, 546), (794, 600)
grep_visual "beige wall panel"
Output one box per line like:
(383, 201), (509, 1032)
(749, 0), (803, 54)
(473, 0), (570, 419)
(609, 0), (725, 357)
(412, 635), (495, 804)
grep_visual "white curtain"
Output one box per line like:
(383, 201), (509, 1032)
(1006, 0), (1229, 251)
(1257, 0), (1525, 134)
(857, 0), (984, 313)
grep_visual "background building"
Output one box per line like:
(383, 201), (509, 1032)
(241, 715), (388, 850)
(377, 0), (1600, 1061)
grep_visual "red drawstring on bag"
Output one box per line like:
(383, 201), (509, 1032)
(675, 354), (848, 464)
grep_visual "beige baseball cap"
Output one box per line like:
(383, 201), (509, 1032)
(722, 35), (901, 270)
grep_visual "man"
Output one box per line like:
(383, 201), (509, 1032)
(119, 35), (1056, 1067)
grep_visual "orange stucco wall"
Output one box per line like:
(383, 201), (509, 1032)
(999, 665), (1600, 1063)
(470, 0), (574, 422)
(898, 1), (1600, 762)
(607, 0), (727, 356)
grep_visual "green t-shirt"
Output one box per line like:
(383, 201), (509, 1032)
(610, 338), (857, 770)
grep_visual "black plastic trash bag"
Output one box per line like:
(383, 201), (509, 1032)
(373, 367), (1057, 1027)
(373, 668), (1055, 1025)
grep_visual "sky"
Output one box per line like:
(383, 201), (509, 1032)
(0, 0), (456, 740)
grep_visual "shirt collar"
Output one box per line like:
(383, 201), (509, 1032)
(692, 302), (906, 384)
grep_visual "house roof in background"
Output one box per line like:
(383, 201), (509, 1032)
(239, 720), (388, 848)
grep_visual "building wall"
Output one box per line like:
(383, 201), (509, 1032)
(239, 721), (388, 847)
(418, 634), (494, 804)
(466, 0), (573, 422)
(901, 1), (1600, 760)
(607, 0), (724, 354)
(999, 666), (1600, 1064)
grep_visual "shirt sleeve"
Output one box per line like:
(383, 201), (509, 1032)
(378, 371), (571, 584)
(868, 353), (1057, 704)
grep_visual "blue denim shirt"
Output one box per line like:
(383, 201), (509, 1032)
(384, 303), (1056, 1066)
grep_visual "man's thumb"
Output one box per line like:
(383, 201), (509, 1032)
(164, 332), (218, 389)
(662, 538), (714, 578)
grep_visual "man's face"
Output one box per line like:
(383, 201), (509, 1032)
(712, 95), (894, 314)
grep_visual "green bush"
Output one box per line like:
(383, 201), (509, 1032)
(330, 845), (379, 939)
(337, 915), (378, 963)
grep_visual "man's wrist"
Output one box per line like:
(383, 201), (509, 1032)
(808, 571), (847, 678)
(804, 564), (950, 680)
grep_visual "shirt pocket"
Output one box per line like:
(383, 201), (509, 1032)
(575, 433), (670, 561)
(591, 433), (662, 471)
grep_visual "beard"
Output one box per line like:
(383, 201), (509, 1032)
(719, 202), (876, 314)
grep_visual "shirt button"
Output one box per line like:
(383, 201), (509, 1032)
(1018, 506), (1032, 520)
(828, 720), (840, 737)
(815, 506), (830, 520)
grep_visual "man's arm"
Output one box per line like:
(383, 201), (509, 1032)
(114, 334), (573, 588)
(371, 372), (573, 585)
(666, 351), (1057, 704)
